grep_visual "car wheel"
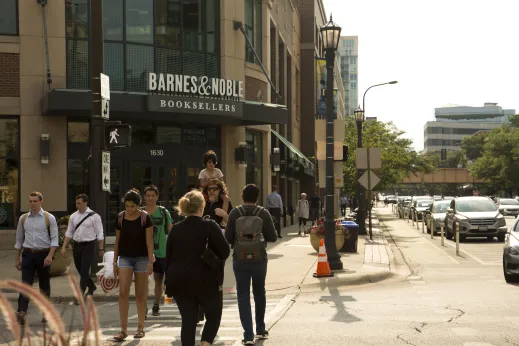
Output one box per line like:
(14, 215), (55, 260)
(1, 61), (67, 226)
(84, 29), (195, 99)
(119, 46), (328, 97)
(487, 236), (494, 241)
(498, 234), (506, 242)
(459, 234), (466, 242)
(503, 257), (517, 283)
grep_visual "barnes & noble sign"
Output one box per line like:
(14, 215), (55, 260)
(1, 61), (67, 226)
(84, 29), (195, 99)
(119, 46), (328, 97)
(148, 73), (244, 117)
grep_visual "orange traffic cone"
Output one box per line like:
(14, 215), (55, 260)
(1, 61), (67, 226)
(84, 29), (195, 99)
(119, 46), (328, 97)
(313, 238), (334, 278)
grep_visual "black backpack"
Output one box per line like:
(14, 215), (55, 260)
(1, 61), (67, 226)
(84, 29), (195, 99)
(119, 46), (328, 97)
(234, 206), (266, 262)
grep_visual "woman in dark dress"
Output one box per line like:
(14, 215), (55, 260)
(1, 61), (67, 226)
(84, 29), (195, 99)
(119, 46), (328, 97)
(165, 190), (230, 346)
(113, 190), (154, 341)
(203, 179), (232, 227)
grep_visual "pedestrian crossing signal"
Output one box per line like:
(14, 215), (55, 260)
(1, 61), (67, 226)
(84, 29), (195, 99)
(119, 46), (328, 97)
(105, 123), (132, 149)
(441, 148), (447, 160)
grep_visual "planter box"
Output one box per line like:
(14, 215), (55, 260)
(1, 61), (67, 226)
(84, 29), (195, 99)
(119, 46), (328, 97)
(310, 231), (346, 252)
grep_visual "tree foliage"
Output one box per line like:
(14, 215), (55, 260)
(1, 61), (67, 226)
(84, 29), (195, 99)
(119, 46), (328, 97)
(461, 132), (487, 160)
(342, 117), (434, 197)
(468, 126), (519, 196)
(423, 150), (466, 168)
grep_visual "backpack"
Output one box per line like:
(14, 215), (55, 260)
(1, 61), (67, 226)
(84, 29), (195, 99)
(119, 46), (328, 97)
(20, 211), (51, 241)
(117, 210), (148, 230)
(142, 206), (170, 235)
(234, 206), (266, 262)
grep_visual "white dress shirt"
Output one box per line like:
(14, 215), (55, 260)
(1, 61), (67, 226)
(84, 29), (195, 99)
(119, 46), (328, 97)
(65, 207), (104, 242)
(14, 208), (59, 250)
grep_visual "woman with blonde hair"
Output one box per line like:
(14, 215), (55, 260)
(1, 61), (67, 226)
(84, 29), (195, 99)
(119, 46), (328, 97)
(165, 190), (230, 346)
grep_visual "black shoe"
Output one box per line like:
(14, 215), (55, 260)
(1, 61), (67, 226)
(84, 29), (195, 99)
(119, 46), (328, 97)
(255, 331), (269, 340)
(42, 314), (47, 324)
(86, 286), (97, 296)
(16, 311), (26, 326)
(242, 340), (255, 345)
(277, 234), (283, 238)
(152, 303), (160, 316)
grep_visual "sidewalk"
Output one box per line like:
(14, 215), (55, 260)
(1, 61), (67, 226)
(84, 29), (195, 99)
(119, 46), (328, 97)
(0, 216), (399, 302)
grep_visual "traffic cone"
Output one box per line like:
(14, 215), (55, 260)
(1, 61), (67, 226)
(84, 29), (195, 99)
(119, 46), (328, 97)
(313, 238), (334, 278)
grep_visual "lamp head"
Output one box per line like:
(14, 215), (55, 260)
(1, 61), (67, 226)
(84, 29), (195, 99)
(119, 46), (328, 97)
(354, 106), (365, 123)
(320, 14), (342, 51)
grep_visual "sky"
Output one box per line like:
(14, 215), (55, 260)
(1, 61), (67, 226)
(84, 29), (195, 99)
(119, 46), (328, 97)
(323, 0), (519, 151)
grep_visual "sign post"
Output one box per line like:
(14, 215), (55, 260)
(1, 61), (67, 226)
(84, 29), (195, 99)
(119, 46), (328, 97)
(357, 148), (381, 240)
(101, 151), (110, 192)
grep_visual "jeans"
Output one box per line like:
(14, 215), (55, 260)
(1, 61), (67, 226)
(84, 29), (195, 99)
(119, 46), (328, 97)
(268, 208), (281, 235)
(118, 256), (149, 272)
(18, 251), (51, 313)
(233, 260), (268, 341)
(73, 240), (96, 294)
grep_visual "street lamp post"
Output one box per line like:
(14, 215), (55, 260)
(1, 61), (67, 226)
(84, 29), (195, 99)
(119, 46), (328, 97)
(355, 81), (398, 236)
(320, 15), (343, 270)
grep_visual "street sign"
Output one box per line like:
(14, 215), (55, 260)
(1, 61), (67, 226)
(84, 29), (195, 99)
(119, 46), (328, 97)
(101, 151), (110, 192)
(105, 123), (132, 149)
(356, 148), (382, 169)
(100, 73), (110, 100)
(358, 170), (380, 190)
(101, 99), (109, 120)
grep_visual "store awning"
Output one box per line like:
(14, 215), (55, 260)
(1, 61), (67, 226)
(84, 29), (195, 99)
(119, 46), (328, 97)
(271, 129), (315, 175)
(42, 89), (288, 126)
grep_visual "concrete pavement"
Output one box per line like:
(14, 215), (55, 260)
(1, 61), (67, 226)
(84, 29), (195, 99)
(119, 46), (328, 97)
(0, 217), (399, 303)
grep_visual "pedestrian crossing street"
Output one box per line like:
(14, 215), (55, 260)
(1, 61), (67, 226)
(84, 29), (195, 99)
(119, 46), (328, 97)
(97, 294), (294, 344)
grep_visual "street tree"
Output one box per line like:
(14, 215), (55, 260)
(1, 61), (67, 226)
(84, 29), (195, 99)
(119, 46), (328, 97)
(461, 132), (487, 161)
(342, 117), (434, 197)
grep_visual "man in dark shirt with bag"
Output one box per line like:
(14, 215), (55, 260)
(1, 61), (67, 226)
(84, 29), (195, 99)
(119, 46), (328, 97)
(225, 184), (277, 345)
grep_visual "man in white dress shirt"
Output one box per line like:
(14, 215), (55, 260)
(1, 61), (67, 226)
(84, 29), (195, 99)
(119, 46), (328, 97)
(62, 194), (104, 296)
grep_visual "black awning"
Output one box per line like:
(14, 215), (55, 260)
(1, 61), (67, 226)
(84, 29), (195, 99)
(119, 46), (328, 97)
(271, 129), (315, 177)
(42, 89), (288, 126)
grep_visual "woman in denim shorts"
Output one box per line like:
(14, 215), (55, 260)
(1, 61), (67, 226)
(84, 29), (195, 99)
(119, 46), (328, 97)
(113, 190), (154, 341)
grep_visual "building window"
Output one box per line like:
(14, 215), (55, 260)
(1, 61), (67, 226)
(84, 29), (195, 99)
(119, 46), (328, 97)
(0, 0), (17, 35)
(0, 118), (19, 230)
(246, 130), (263, 203)
(245, 0), (262, 64)
(66, 0), (220, 91)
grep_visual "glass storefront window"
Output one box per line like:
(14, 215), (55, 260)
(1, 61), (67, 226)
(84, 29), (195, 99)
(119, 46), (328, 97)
(157, 126), (182, 144)
(67, 159), (89, 213)
(0, 118), (19, 230)
(104, 0), (123, 40)
(183, 0), (203, 51)
(0, 0), (17, 35)
(246, 130), (263, 202)
(126, 0), (154, 44)
(68, 122), (89, 143)
(206, 0), (216, 53)
(155, 0), (181, 48)
(126, 44), (154, 92)
(132, 124), (155, 144)
(65, 0), (89, 38)
(245, 0), (262, 63)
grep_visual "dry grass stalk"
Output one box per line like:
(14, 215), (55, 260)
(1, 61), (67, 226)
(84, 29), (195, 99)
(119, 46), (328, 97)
(0, 292), (22, 344)
(67, 272), (86, 322)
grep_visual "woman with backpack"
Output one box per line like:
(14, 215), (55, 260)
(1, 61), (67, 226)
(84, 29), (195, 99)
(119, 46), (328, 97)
(112, 189), (154, 342)
(165, 190), (230, 346)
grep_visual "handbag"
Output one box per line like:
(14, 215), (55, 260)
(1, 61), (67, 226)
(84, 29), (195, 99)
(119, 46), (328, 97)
(200, 222), (222, 270)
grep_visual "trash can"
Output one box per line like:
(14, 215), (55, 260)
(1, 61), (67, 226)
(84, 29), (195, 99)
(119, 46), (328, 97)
(339, 221), (359, 253)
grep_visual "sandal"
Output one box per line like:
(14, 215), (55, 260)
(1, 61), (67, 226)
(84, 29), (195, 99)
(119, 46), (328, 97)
(134, 329), (145, 339)
(113, 331), (128, 342)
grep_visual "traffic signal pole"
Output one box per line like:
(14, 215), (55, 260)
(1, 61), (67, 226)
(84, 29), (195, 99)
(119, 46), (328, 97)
(89, 0), (107, 274)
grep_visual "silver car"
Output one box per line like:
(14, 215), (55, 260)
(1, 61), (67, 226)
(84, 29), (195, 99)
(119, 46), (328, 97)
(503, 219), (519, 282)
(497, 198), (519, 217)
(445, 196), (507, 242)
(425, 200), (451, 234)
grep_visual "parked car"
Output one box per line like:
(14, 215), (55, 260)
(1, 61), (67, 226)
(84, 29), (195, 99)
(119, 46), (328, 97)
(384, 195), (398, 204)
(433, 195), (443, 201)
(503, 218), (519, 282)
(445, 196), (507, 242)
(410, 196), (433, 220)
(496, 198), (519, 217)
(412, 199), (433, 221)
(425, 200), (451, 234)
(443, 196), (455, 201)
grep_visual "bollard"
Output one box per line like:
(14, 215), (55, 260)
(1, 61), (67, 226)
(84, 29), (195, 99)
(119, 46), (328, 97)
(430, 219), (434, 239)
(440, 223), (444, 246)
(416, 213), (420, 230)
(421, 214), (425, 233)
(406, 210), (409, 223)
(455, 223), (460, 256)
(411, 213), (414, 226)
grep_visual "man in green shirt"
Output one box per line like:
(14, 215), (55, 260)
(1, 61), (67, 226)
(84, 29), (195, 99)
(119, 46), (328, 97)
(143, 185), (173, 316)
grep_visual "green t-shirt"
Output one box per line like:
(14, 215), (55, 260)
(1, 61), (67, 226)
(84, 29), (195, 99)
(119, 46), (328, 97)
(149, 207), (173, 258)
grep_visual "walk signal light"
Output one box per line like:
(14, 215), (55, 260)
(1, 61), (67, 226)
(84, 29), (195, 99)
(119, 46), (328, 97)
(440, 149), (447, 160)
(105, 123), (132, 149)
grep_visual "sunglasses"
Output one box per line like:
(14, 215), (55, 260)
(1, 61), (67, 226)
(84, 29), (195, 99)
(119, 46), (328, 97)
(208, 187), (220, 192)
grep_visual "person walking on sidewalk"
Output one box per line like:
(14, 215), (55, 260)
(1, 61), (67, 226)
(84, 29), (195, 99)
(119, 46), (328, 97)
(165, 190), (230, 346)
(112, 190), (154, 341)
(340, 195), (349, 217)
(141, 185), (173, 317)
(225, 184), (278, 345)
(265, 185), (283, 238)
(62, 194), (104, 298)
(296, 193), (310, 236)
(14, 191), (59, 325)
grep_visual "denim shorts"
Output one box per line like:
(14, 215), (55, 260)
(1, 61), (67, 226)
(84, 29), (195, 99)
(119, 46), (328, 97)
(118, 256), (149, 273)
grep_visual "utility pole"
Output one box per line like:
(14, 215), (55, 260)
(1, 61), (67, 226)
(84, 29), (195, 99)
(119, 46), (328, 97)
(89, 0), (107, 274)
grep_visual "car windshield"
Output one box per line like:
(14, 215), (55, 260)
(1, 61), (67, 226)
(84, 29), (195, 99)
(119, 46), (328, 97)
(500, 199), (519, 205)
(433, 202), (450, 213)
(418, 201), (432, 208)
(456, 199), (497, 213)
